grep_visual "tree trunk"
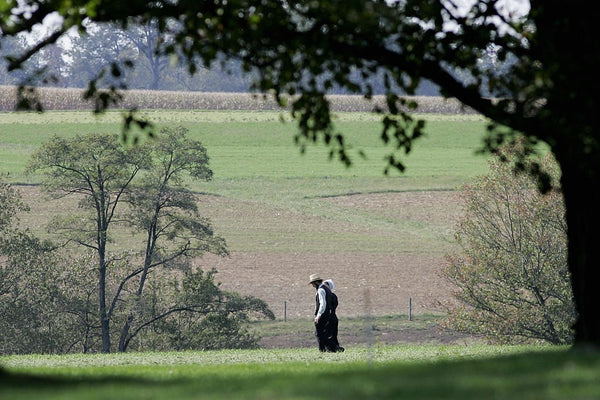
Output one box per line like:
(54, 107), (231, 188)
(536, 1), (600, 347)
(99, 257), (111, 353)
(558, 153), (600, 347)
(98, 218), (111, 353)
(151, 66), (160, 91)
(118, 317), (133, 352)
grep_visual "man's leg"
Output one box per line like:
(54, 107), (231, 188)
(315, 320), (328, 352)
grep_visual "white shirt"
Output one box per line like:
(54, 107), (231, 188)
(316, 287), (327, 319)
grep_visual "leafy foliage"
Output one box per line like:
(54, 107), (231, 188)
(442, 143), (575, 344)
(5, 128), (274, 354)
(0, 177), (92, 353)
(0, 178), (28, 239)
(0, 231), (58, 353)
(26, 132), (151, 352)
(116, 127), (231, 351)
(139, 269), (274, 351)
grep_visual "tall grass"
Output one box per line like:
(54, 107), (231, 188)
(0, 85), (476, 114)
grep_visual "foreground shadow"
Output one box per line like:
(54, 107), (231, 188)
(1, 349), (599, 400)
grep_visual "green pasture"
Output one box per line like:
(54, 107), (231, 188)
(0, 110), (494, 255)
(2, 345), (599, 400)
(0, 110), (491, 186)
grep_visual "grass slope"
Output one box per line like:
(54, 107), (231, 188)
(0, 110), (510, 322)
(1, 346), (599, 400)
(0, 110), (490, 254)
(0, 110), (490, 183)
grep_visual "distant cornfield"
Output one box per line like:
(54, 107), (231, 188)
(0, 85), (475, 114)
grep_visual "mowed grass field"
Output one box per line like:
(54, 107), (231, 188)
(2, 345), (600, 400)
(0, 110), (489, 182)
(0, 110), (490, 325)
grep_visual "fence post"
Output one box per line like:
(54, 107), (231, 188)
(409, 298), (412, 321)
(284, 300), (287, 322)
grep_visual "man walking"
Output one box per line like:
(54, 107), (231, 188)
(309, 273), (337, 352)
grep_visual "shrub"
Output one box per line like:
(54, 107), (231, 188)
(441, 143), (575, 344)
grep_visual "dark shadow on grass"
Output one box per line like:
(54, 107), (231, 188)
(1, 366), (143, 386)
(303, 187), (455, 199)
(1, 349), (599, 400)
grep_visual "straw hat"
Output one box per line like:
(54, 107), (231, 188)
(308, 273), (322, 284)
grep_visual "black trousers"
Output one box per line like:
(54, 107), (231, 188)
(315, 317), (336, 352)
(329, 314), (339, 348)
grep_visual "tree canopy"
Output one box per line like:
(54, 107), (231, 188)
(2, 0), (599, 347)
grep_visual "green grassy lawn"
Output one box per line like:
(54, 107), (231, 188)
(0, 110), (492, 255)
(0, 110), (491, 185)
(2, 345), (598, 400)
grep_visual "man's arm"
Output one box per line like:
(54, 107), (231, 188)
(315, 287), (327, 323)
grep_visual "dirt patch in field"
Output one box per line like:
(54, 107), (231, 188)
(200, 190), (464, 321)
(197, 189), (469, 347)
(325, 190), (463, 232)
(204, 252), (454, 320)
(202, 249), (473, 347)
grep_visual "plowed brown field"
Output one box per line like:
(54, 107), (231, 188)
(199, 190), (463, 320)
